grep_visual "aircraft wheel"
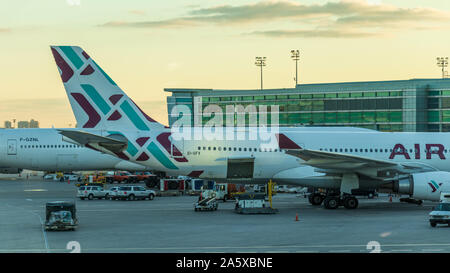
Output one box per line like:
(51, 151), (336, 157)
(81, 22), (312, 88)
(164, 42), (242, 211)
(309, 194), (324, 206)
(343, 196), (359, 209)
(324, 197), (340, 209)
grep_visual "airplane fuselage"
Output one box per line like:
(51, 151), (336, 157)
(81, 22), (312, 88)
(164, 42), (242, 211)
(0, 128), (149, 173)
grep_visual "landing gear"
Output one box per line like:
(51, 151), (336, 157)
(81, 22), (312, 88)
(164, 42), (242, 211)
(323, 196), (340, 209)
(308, 193), (325, 206)
(323, 194), (359, 210)
(343, 196), (359, 209)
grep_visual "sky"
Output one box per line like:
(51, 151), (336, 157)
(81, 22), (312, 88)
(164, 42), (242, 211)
(1, 0), (450, 128)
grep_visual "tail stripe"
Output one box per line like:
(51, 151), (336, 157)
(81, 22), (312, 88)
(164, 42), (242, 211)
(59, 46), (84, 69)
(120, 101), (150, 131)
(92, 60), (117, 86)
(70, 93), (101, 128)
(81, 65), (95, 75)
(109, 94), (123, 105)
(81, 84), (111, 115)
(147, 142), (178, 170)
(51, 48), (74, 83)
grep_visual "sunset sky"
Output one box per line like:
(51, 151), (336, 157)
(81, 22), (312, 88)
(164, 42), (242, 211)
(1, 0), (450, 128)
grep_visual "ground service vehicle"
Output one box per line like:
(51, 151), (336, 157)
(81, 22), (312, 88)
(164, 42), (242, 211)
(194, 190), (218, 211)
(429, 193), (450, 227)
(116, 186), (156, 201)
(215, 183), (243, 201)
(77, 185), (108, 200)
(105, 171), (137, 184)
(105, 186), (120, 200)
(44, 201), (78, 231)
(60, 173), (81, 182)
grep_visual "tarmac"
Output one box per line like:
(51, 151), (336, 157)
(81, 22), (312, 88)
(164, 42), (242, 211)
(0, 177), (449, 253)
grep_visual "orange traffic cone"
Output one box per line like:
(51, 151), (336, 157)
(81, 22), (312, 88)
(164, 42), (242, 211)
(68, 179), (70, 185)
(295, 213), (299, 221)
(389, 195), (392, 202)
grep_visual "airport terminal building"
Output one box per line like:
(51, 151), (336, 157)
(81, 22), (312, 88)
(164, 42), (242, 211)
(165, 78), (450, 132)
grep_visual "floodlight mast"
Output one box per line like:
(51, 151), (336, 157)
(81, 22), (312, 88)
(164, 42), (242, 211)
(437, 57), (449, 79)
(291, 50), (300, 86)
(255, 56), (266, 90)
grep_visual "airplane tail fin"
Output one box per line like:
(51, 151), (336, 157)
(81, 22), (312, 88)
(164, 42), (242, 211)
(50, 46), (164, 131)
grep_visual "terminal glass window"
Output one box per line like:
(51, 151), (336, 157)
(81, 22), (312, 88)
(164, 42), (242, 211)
(301, 94), (312, 99)
(377, 92), (389, 97)
(364, 92), (376, 97)
(442, 110), (450, 122)
(325, 112), (337, 123)
(428, 111), (440, 122)
(337, 112), (350, 123)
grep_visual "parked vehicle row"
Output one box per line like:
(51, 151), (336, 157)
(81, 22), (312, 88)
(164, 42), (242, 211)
(77, 185), (156, 201)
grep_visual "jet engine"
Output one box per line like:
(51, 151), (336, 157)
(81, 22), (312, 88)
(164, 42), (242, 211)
(393, 171), (450, 201)
(0, 168), (22, 174)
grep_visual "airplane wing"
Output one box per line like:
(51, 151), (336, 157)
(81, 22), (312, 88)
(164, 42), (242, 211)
(285, 149), (437, 176)
(59, 130), (127, 153)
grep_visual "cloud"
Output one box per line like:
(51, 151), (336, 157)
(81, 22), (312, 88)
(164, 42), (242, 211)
(100, 0), (450, 38)
(249, 29), (380, 38)
(129, 10), (147, 16)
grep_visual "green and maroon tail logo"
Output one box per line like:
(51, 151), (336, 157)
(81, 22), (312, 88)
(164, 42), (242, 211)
(428, 180), (443, 193)
(51, 46), (162, 131)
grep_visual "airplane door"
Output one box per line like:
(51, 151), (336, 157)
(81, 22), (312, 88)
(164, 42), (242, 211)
(7, 139), (17, 155)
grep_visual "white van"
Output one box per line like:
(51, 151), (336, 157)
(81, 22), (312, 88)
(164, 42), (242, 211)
(429, 192), (450, 227)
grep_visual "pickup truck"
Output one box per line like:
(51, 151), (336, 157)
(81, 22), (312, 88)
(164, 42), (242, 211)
(105, 171), (137, 184)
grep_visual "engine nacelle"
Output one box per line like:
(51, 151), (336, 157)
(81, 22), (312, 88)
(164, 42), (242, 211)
(394, 171), (450, 201)
(0, 168), (22, 174)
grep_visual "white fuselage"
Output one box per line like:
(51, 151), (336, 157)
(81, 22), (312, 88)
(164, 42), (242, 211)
(0, 128), (149, 172)
(81, 126), (450, 188)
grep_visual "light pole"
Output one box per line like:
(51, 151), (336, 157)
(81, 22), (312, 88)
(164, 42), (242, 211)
(437, 57), (448, 79)
(291, 50), (300, 86)
(255, 56), (266, 90)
